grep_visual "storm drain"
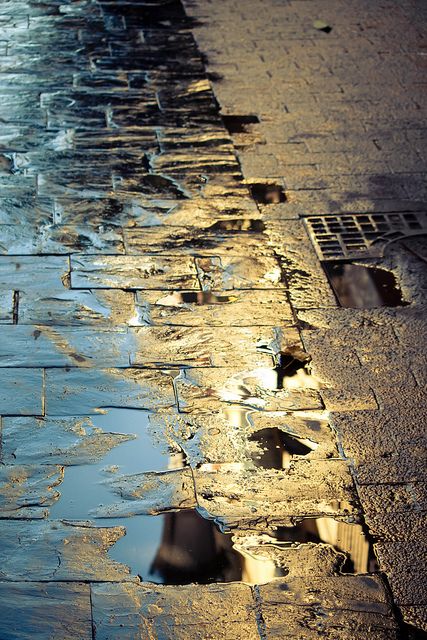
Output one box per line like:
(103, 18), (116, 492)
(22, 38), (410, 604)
(305, 211), (427, 260)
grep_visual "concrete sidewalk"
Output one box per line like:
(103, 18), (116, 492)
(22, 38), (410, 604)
(0, 0), (425, 638)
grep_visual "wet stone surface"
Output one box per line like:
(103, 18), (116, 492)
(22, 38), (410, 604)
(0, 0), (424, 637)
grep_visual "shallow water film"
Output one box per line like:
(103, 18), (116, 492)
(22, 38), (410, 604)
(0, 0), (426, 638)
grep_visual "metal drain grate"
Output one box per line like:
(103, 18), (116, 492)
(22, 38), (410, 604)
(304, 212), (427, 260)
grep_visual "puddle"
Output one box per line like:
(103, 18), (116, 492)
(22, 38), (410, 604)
(114, 512), (377, 582)
(275, 517), (378, 574)
(48, 408), (253, 584)
(250, 427), (317, 469)
(50, 409), (375, 584)
(50, 409), (171, 520)
(49, 408), (175, 581)
(207, 218), (265, 232)
(249, 183), (286, 205)
(403, 623), (427, 639)
(150, 509), (245, 584)
(274, 353), (311, 389)
(221, 115), (260, 134)
(156, 291), (238, 306)
(313, 19), (332, 33)
(323, 261), (409, 308)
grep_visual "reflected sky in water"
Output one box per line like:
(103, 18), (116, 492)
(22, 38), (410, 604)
(50, 408), (170, 580)
(50, 408), (376, 584)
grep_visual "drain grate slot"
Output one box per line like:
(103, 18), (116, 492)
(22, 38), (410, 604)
(305, 212), (427, 260)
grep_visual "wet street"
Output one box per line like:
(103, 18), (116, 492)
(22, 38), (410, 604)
(0, 0), (426, 638)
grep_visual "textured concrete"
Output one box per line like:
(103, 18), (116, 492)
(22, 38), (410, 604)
(185, 0), (427, 633)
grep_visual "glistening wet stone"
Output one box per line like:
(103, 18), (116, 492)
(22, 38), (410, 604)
(323, 261), (409, 308)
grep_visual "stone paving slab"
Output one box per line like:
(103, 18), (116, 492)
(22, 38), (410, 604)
(123, 225), (269, 256)
(70, 254), (200, 290)
(91, 582), (260, 640)
(0, 520), (136, 583)
(0, 255), (69, 291)
(0, 464), (63, 519)
(0, 582), (92, 640)
(148, 408), (339, 466)
(0, 223), (125, 255)
(18, 289), (135, 326)
(0, 368), (43, 415)
(259, 576), (399, 639)
(175, 367), (323, 413)
(135, 288), (294, 327)
(0, 416), (135, 466)
(45, 368), (176, 415)
(0, 325), (133, 368)
(130, 325), (288, 368)
(193, 461), (357, 529)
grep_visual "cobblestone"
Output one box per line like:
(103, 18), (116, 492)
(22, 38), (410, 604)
(186, 0), (427, 634)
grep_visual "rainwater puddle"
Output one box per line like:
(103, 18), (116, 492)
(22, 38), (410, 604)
(48, 408), (258, 584)
(403, 623), (427, 639)
(207, 218), (265, 232)
(274, 352), (312, 389)
(149, 508), (245, 584)
(50, 410), (375, 584)
(275, 517), (378, 574)
(250, 427), (318, 469)
(222, 115), (260, 134)
(249, 182), (287, 205)
(50, 408), (175, 582)
(323, 261), (409, 308)
(156, 291), (237, 305)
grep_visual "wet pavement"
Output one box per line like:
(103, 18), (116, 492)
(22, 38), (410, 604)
(0, 0), (426, 638)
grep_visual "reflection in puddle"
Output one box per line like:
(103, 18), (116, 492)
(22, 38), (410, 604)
(222, 114), (260, 134)
(323, 261), (409, 308)
(156, 291), (237, 306)
(207, 218), (266, 232)
(147, 512), (376, 584)
(250, 427), (318, 469)
(249, 182), (286, 205)
(276, 517), (378, 574)
(50, 409), (376, 584)
(274, 352), (314, 390)
(150, 509), (243, 584)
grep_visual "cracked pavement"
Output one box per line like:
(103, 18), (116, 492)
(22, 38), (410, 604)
(0, 0), (426, 638)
